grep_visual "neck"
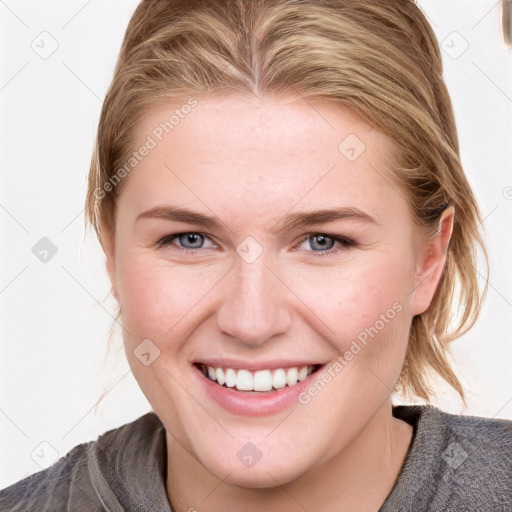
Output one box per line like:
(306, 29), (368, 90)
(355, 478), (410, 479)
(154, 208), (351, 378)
(166, 400), (413, 512)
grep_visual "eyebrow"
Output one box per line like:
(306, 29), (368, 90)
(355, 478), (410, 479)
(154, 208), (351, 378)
(136, 205), (380, 233)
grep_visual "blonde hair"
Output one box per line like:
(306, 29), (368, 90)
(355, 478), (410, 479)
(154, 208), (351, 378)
(86, 0), (487, 406)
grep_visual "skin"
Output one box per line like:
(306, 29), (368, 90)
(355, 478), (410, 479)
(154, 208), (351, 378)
(102, 93), (454, 511)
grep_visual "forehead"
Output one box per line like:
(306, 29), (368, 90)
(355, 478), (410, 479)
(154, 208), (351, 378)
(121, 93), (403, 225)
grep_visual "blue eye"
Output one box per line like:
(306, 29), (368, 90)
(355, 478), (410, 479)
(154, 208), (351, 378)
(155, 232), (356, 257)
(298, 233), (355, 257)
(175, 233), (204, 249)
(156, 232), (217, 253)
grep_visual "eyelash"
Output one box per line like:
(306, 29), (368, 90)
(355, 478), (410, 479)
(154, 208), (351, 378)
(155, 232), (356, 258)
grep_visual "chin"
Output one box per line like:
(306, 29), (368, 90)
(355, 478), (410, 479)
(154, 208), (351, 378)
(192, 436), (316, 489)
(206, 458), (309, 489)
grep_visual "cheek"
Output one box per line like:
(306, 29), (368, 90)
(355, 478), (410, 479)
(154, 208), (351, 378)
(115, 253), (221, 347)
(115, 243), (415, 360)
(300, 258), (410, 320)
(282, 253), (414, 352)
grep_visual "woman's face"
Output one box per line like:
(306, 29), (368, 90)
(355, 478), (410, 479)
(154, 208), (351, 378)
(106, 93), (444, 486)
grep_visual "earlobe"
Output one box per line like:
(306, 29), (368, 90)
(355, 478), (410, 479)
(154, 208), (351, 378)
(411, 206), (454, 316)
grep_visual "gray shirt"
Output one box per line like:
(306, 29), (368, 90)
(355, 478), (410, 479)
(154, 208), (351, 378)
(1, 404), (511, 511)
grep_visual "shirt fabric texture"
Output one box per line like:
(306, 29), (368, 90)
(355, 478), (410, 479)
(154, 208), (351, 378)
(1, 404), (511, 511)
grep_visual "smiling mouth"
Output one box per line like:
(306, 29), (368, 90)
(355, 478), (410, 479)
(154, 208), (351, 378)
(195, 363), (322, 393)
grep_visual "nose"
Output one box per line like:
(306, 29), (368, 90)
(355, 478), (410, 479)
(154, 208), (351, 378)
(215, 251), (292, 347)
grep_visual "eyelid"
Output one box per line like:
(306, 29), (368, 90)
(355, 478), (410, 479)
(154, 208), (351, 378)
(293, 232), (357, 257)
(155, 231), (359, 260)
(297, 232), (356, 245)
(155, 232), (218, 250)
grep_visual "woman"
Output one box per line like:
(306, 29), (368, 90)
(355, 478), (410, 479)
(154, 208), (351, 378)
(1, 0), (511, 510)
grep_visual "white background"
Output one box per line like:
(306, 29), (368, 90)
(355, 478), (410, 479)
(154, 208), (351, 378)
(1, 0), (511, 487)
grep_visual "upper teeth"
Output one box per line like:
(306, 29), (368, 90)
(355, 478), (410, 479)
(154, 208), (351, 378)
(201, 365), (315, 392)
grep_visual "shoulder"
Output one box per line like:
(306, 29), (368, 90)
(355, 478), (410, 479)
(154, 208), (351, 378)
(437, 404), (512, 448)
(398, 402), (512, 450)
(381, 404), (512, 512)
(411, 404), (512, 468)
(0, 440), (98, 512)
(426, 405), (512, 487)
(0, 412), (164, 512)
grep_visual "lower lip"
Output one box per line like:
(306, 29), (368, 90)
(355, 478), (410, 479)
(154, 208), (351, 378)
(194, 365), (323, 417)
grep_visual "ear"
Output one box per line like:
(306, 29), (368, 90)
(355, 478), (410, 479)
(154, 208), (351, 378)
(410, 206), (454, 316)
(99, 225), (118, 302)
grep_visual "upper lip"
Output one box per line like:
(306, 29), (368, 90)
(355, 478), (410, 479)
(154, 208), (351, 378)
(194, 359), (325, 371)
